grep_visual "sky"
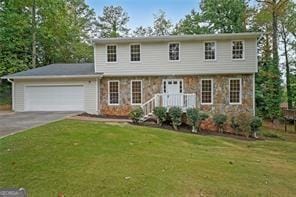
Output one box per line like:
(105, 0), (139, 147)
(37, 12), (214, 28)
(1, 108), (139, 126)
(85, 0), (200, 29)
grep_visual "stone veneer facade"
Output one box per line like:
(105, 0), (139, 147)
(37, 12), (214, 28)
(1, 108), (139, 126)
(99, 74), (254, 117)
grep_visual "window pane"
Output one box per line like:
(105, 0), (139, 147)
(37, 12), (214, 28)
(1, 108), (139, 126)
(131, 81), (142, 104)
(201, 80), (212, 103)
(130, 44), (140, 62)
(109, 81), (119, 104)
(204, 42), (215, 60)
(107, 45), (117, 62)
(230, 79), (241, 103)
(232, 41), (243, 59)
(169, 43), (179, 61)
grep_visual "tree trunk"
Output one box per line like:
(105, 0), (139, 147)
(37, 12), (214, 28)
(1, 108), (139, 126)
(272, 0), (279, 67)
(281, 23), (292, 109)
(32, 0), (36, 68)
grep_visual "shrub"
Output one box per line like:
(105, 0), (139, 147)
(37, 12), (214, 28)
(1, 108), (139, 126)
(231, 116), (240, 134)
(129, 107), (144, 124)
(236, 113), (252, 137)
(168, 107), (183, 130)
(213, 114), (227, 133)
(250, 116), (262, 138)
(153, 106), (167, 126)
(186, 108), (199, 132)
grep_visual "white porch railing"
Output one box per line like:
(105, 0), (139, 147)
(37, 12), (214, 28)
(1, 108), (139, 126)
(141, 93), (196, 117)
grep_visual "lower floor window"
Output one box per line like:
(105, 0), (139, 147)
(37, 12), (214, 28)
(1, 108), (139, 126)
(131, 80), (142, 104)
(201, 79), (213, 104)
(229, 79), (241, 104)
(108, 81), (119, 105)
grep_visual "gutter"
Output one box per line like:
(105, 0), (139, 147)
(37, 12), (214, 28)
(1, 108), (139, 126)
(1, 74), (103, 80)
(6, 78), (14, 111)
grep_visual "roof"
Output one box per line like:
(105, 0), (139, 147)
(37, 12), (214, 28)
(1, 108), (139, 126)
(92, 32), (261, 44)
(1, 63), (101, 79)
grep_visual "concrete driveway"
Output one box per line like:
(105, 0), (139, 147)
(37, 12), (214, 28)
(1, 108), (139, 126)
(0, 112), (78, 138)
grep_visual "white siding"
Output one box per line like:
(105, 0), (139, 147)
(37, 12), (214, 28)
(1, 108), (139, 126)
(95, 38), (257, 76)
(14, 78), (98, 114)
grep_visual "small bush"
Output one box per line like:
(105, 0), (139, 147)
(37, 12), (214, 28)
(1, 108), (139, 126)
(129, 107), (144, 124)
(168, 107), (183, 130)
(236, 113), (252, 137)
(153, 107), (167, 126)
(231, 116), (240, 133)
(187, 108), (209, 133)
(213, 114), (227, 133)
(250, 116), (262, 138)
(186, 108), (199, 132)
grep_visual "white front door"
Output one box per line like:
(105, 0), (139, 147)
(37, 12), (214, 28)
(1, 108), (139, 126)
(163, 79), (183, 107)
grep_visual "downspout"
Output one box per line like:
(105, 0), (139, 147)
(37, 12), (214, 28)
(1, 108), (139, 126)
(7, 79), (14, 111)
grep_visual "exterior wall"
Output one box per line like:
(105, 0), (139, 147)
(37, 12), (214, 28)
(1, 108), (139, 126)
(95, 38), (257, 76)
(100, 74), (254, 116)
(14, 78), (98, 114)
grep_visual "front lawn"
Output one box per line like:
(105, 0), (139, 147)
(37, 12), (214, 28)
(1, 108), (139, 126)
(0, 120), (295, 196)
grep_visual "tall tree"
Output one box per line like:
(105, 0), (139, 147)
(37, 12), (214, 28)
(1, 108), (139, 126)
(32, 0), (36, 68)
(97, 5), (130, 37)
(200, 0), (249, 33)
(256, 0), (288, 68)
(278, 0), (296, 108)
(174, 10), (208, 35)
(152, 10), (173, 36)
(133, 26), (154, 37)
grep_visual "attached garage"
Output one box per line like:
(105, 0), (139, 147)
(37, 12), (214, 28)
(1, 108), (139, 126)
(1, 63), (102, 115)
(24, 85), (85, 111)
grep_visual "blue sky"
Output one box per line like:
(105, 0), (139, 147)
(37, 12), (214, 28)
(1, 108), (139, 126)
(86, 0), (200, 29)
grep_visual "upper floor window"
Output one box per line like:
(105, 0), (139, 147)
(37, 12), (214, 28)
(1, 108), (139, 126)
(130, 44), (141, 62)
(229, 78), (241, 104)
(169, 43), (180, 61)
(131, 80), (142, 104)
(232, 41), (244, 60)
(108, 80), (119, 105)
(201, 79), (213, 104)
(204, 42), (216, 60)
(107, 45), (117, 62)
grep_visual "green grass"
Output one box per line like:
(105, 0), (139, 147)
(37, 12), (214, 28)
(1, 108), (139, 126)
(1, 120), (296, 196)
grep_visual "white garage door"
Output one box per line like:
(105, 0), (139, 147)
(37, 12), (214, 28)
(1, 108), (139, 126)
(24, 85), (84, 111)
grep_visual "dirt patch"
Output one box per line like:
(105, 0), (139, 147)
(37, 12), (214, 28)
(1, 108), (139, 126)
(0, 104), (11, 111)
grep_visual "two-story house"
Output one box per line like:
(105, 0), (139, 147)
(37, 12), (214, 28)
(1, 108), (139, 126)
(1, 33), (260, 117)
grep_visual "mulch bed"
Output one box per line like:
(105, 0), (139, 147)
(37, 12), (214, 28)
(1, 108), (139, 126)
(78, 113), (263, 141)
(134, 120), (264, 141)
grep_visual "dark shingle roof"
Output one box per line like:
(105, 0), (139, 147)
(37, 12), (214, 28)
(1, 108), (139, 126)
(2, 63), (100, 79)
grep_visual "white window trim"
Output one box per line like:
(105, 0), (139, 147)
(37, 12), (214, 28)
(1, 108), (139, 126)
(129, 43), (141, 63)
(231, 40), (245, 61)
(168, 42), (181, 62)
(203, 41), (217, 61)
(108, 80), (120, 105)
(130, 80), (143, 105)
(162, 79), (183, 93)
(105, 44), (118, 63)
(229, 78), (242, 105)
(200, 79), (213, 105)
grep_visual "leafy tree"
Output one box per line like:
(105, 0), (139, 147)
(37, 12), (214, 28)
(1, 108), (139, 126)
(153, 10), (173, 36)
(200, 0), (249, 33)
(174, 10), (208, 35)
(96, 5), (130, 37)
(256, 58), (282, 119)
(133, 26), (154, 37)
(0, 0), (32, 77)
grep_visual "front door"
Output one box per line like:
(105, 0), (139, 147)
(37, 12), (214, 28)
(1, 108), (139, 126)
(163, 79), (183, 107)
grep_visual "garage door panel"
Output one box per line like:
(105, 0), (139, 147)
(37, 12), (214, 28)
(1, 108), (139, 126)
(25, 85), (84, 111)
